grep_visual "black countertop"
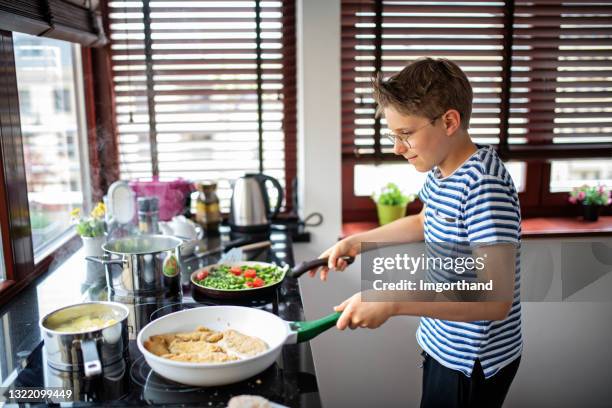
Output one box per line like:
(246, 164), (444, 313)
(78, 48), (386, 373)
(0, 228), (321, 407)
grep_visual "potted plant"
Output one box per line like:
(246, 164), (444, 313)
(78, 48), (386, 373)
(568, 184), (611, 222)
(372, 183), (416, 225)
(71, 202), (107, 256)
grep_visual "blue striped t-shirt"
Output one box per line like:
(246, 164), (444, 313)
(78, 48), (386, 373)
(416, 144), (523, 379)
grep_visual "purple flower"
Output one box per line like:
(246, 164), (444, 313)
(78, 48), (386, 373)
(577, 191), (586, 201)
(598, 185), (605, 194)
(569, 196), (577, 204)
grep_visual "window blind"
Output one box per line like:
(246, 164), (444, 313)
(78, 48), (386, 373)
(341, 0), (612, 160)
(508, 1), (612, 156)
(0, 0), (106, 46)
(108, 0), (296, 210)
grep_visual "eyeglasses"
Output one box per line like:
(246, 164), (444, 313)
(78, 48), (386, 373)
(382, 114), (443, 150)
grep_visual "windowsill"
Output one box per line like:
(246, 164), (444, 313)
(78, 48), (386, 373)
(341, 216), (612, 240)
(33, 229), (77, 264)
(0, 233), (82, 308)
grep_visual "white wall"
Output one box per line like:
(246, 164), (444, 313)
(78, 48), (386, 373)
(296, 0), (342, 255)
(295, 1), (422, 406)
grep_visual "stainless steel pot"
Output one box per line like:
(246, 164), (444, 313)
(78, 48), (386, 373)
(86, 235), (182, 297)
(40, 302), (130, 377)
(45, 357), (129, 401)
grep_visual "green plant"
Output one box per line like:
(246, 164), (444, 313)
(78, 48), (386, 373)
(372, 183), (416, 207)
(568, 184), (611, 206)
(70, 202), (106, 238)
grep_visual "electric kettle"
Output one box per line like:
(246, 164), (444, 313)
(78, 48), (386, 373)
(229, 173), (283, 232)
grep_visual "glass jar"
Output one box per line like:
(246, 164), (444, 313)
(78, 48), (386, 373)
(195, 181), (221, 235)
(137, 196), (160, 235)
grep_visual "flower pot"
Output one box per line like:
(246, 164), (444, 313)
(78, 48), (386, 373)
(81, 235), (105, 257)
(582, 204), (600, 222)
(376, 203), (407, 225)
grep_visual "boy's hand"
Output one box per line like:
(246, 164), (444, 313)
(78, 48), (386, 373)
(312, 237), (360, 281)
(334, 292), (396, 330)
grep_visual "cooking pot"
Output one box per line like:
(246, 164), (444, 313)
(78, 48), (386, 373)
(39, 302), (130, 377)
(86, 235), (183, 297)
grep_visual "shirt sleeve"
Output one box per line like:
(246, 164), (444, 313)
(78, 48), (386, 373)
(418, 175), (431, 206)
(464, 175), (520, 245)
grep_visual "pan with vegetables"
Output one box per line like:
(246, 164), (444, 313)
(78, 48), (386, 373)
(190, 256), (355, 299)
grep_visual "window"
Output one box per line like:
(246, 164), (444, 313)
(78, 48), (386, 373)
(354, 163), (426, 197)
(19, 90), (31, 115)
(53, 89), (72, 113)
(0, 0), (104, 303)
(506, 161), (526, 193)
(108, 0), (297, 211)
(342, 1), (507, 158)
(550, 159), (612, 192)
(354, 160), (525, 198)
(14, 33), (88, 260)
(508, 1), (612, 152)
(341, 1), (612, 220)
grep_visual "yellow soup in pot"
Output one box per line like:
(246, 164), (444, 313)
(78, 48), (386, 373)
(53, 316), (118, 333)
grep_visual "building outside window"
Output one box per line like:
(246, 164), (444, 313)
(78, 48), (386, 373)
(14, 32), (89, 260)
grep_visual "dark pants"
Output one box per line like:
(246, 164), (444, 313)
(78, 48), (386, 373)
(420, 351), (521, 408)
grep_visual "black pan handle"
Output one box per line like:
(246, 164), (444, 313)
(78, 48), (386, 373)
(289, 256), (355, 278)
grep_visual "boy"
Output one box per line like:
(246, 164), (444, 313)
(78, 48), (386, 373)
(313, 58), (522, 408)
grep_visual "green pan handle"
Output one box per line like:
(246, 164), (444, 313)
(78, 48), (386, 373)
(291, 312), (341, 343)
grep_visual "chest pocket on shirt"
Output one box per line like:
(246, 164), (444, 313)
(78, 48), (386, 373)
(433, 209), (457, 224)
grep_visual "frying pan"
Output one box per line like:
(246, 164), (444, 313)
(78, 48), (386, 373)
(190, 256), (355, 299)
(136, 305), (340, 386)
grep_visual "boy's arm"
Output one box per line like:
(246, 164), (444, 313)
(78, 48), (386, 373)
(318, 206), (425, 281)
(392, 300), (511, 322)
(335, 295), (512, 330)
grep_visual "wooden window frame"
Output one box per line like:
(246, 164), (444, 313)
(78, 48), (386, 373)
(0, 30), (102, 306)
(0, 30), (56, 303)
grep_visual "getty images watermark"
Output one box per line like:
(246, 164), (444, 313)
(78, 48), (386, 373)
(371, 250), (489, 292)
(360, 240), (612, 303)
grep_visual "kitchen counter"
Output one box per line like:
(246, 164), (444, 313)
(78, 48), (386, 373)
(0, 227), (321, 407)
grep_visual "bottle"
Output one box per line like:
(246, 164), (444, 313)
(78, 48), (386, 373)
(138, 196), (160, 234)
(195, 181), (221, 235)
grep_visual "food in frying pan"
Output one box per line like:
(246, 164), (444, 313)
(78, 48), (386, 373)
(222, 329), (268, 356)
(193, 264), (284, 290)
(144, 325), (268, 363)
(53, 315), (118, 333)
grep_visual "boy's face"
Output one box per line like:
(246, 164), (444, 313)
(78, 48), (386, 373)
(384, 106), (451, 172)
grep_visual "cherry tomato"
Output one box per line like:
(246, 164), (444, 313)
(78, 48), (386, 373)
(252, 277), (265, 288)
(196, 270), (208, 280)
(245, 281), (254, 288)
(230, 266), (242, 276)
(244, 269), (257, 279)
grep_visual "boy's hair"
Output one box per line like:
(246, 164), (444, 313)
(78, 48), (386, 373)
(372, 57), (473, 130)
